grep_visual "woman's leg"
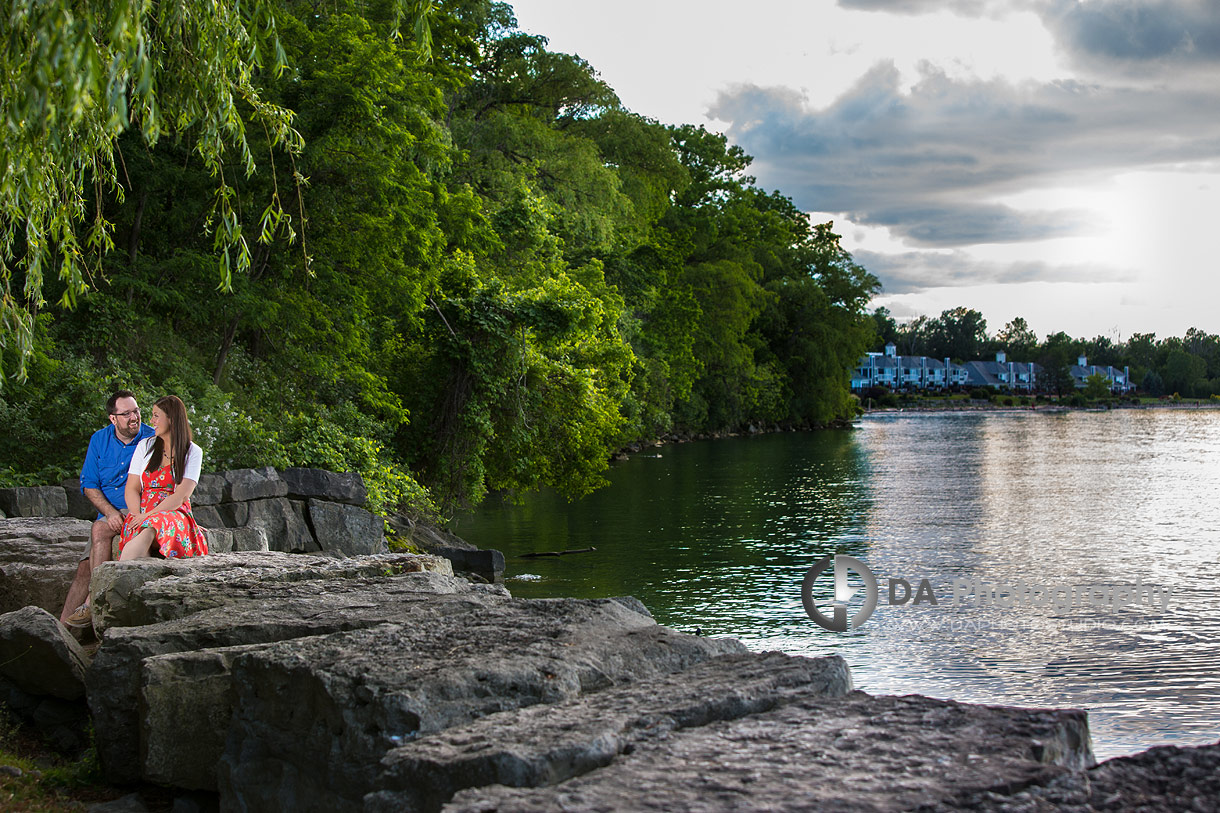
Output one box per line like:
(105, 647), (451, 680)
(119, 527), (157, 560)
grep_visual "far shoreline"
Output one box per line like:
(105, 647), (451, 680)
(861, 399), (1220, 416)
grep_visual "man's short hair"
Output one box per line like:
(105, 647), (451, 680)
(106, 390), (137, 415)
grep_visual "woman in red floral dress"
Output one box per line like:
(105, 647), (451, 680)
(118, 395), (208, 560)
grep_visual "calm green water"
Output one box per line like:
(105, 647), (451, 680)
(452, 408), (1220, 759)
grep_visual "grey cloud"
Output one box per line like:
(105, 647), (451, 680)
(837, 1), (1220, 70)
(1046, 1), (1220, 67)
(855, 249), (1131, 294)
(856, 202), (1100, 246)
(837, 0), (1015, 15)
(710, 64), (1220, 246)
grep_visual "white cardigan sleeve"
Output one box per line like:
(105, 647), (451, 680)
(126, 438), (203, 482)
(127, 438), (155, 477)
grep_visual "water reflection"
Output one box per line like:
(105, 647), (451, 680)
(453, 410), (1220, 759)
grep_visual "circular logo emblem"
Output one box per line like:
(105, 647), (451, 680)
(801, 554), (878, 631)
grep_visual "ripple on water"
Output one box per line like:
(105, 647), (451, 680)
(457, 410), (1220, 760)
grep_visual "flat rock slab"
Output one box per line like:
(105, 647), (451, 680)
(217, 600), (746, 811)
(90, 550), (453, 632)
(958, 740), (1220, 812)
(0, 605), (90, 700)
(0, 517), (91, 615)
(88, 570), (496, 783)
(444, 692), (1092, 813)
(366, 650), (851, 812)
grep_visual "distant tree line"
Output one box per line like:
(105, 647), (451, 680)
(870, 307), (1220, 399)
(0, 0), (878, 514)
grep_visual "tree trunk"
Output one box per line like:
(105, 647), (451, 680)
(126, 188), (149, 306)
(214, 316), (241, 386)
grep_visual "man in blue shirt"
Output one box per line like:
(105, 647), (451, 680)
(61, 390), (155, 628)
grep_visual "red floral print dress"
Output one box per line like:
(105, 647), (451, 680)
(119, 463), (208, 558)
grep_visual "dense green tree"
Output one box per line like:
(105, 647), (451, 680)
(0, 0), (310, 382)
(1162, 348), (1207, 397)
(1083, 373), (1112, 400)
(871, 307), (899, 350)
(995, 317), (1038, 361)
(926, 307), (988, 362)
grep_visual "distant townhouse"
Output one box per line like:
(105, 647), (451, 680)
(1070, 356), (1132, 392)
(851, 344), (968, 391)
(963, 352), (1039, 392)
(851, 348), (1133, 393)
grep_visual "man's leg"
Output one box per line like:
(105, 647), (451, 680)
(89, 517), (115, 577)
(59, 560), (91, 624)
(60, 519), (112, 625)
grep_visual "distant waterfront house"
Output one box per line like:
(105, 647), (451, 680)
(1070, 356), (1132, 392)
(963, 352), (1039, 392)
(851, 348), (1133, 393)
(851, 344), (969, 391)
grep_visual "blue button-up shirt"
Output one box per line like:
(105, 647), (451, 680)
(79, 423), (156, 515)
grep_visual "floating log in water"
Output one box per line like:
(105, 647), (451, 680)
(519, 547), (597, 558)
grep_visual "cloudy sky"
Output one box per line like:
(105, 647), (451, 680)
(508, 0), (1220, 341)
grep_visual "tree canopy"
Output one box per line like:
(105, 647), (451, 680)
(2, 0), (881, 516)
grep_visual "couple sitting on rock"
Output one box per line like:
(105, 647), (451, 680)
(61, 391), (209, 629)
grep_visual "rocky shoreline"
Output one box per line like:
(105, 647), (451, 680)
(2, 473), (1219, 811)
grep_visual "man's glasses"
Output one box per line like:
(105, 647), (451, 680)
(112, 409), (141, 419)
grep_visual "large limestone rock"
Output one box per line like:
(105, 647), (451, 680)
(190, 504), (223, 529)
(444, 692), (1092, 813)
(89, 551), (453, 633)
(390, 513), (505, 583)
(224, 467), (288, 502)
(134, 575), (501, 792)
(203, 527), (269, 555)
(60, 478), (99, 521)
(86, 557), (469, 783)
(366, 650), (850, 812)
(190, 473), (226, 506)
(0, 486), (69, 518)
(0, 517), (91, 615)
(0, 673), (92, 754)
(0, 605), (93, 755)
(217, 497), (315, 552)
(283, 467), (367, 505)
(960, 740), (1220, 811)
(306, 498), (386, 557)
(0, 606), (90, 700)
(139, 643), (286, 791)
(216, 599), (746, 811)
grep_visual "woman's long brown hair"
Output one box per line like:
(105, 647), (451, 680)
(144, 395), (194, 485)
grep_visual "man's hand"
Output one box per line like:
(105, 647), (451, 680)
(105, 511), (124, 533)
